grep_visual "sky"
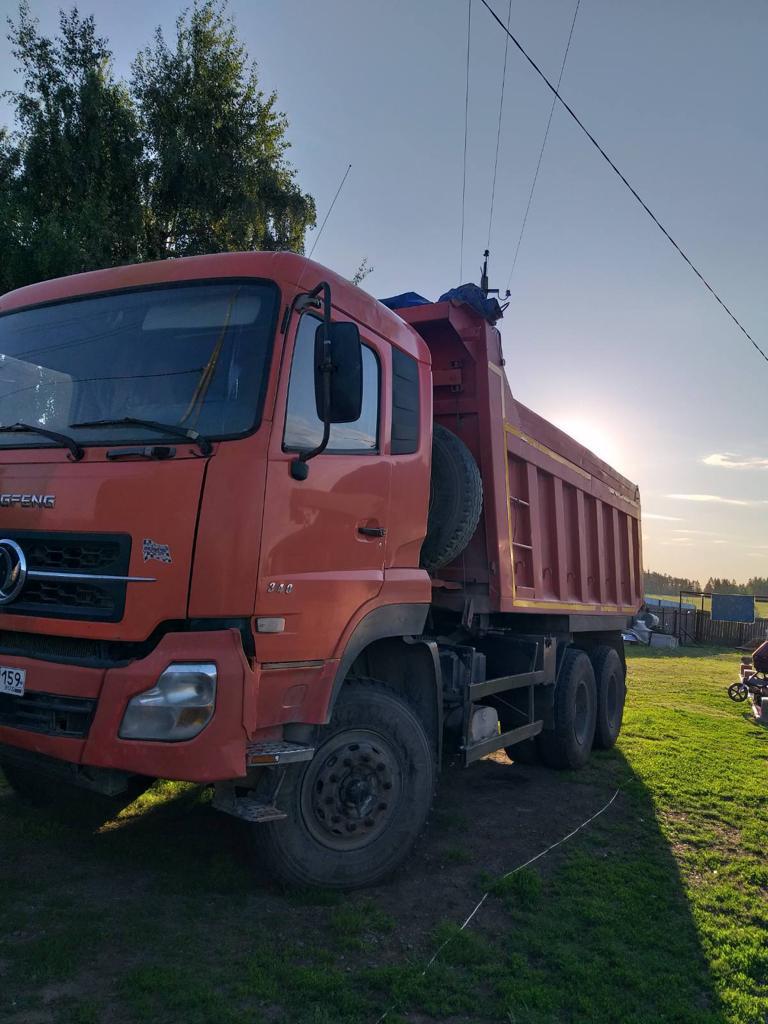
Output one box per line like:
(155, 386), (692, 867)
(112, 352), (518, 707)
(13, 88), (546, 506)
(0, 0), (766, 585)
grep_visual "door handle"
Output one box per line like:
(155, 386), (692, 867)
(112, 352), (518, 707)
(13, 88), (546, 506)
(358, 526), (387, 538)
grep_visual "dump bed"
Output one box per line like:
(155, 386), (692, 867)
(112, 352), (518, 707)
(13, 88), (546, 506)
(397, 299), (642, 620)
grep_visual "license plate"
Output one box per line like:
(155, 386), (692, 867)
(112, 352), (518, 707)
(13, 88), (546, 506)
(0, 666), (25, 697)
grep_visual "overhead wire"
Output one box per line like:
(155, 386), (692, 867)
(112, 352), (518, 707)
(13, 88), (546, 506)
(459, 0), (473, 282)
(307, 162), (352, 261)
(478, 0), (768, 366)
(486, 0), (513, 252)
(506, 0), (580, 291)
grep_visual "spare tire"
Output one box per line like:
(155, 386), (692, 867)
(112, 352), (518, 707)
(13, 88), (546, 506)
(420, 423), (482, 572)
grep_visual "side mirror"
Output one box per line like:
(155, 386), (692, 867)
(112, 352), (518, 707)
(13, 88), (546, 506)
(314, 321), (363, 424)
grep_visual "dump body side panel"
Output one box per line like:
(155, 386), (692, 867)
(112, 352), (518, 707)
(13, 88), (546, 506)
(397, 301), (642, 619)
(504, 419), (641, 614)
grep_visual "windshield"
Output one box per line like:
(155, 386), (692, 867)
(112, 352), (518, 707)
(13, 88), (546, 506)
(0, 280), (278, 450)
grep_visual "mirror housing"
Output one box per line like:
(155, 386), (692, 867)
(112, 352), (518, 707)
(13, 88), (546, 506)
(290, 281), (364, 481)
(314, 321), (363, 424)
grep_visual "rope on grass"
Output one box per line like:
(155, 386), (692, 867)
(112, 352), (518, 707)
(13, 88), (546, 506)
(374, 787), (621, 1023)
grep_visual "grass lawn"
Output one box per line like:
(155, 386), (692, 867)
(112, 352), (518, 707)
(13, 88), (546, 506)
(1, 647), (767, 1023)
(646, 593), (768, 618)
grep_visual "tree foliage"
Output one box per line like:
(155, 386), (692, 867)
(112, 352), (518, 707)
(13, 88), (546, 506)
(0, 1), (315, 291)
(2, 3), (143, 289)
(132, 1), (315, 259)
(643, 570), (701, 597)
(703, 577), (768, 597)
(644, 569), (768, 598)
(351, 257), (373, 287)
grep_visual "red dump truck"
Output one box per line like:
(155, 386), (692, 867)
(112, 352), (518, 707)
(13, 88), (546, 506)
(0, 252), (641, 888)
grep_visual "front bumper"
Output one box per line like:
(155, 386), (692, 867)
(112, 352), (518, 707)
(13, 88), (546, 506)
(0, 629), (258, 783)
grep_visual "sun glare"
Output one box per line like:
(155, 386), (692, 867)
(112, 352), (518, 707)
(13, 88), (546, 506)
(551, 415), (626, 471)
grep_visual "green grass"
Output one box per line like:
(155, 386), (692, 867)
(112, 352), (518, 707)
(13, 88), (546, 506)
(646, 593), (768, 617)
(0, 647), (766, 1022)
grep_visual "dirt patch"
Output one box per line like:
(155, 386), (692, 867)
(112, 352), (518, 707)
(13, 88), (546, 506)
(0, 752), (624, 1023)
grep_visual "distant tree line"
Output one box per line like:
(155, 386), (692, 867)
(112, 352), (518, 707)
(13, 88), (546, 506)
(643, 571), (702, 597)
(0, 0), (317, 293)
(643, 570), (768, 597)
(702, 577), (768, 597)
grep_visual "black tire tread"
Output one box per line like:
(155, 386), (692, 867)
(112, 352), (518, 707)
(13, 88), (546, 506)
(537, 648), (597, 770)
(590, 645), (626, 750)
(256, 681), (434, 890)
(421, 424), (482, 572)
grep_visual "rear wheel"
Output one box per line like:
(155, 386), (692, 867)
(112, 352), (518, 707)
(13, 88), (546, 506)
(591, 646), (626, 749)
(537, 649), (597, 770)
(504, 737), (539, 764)
(256, 683), (434, 889)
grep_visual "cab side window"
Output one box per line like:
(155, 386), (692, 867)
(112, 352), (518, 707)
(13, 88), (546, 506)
(391, 347), (420, 454)
(284, 314), (379, 452)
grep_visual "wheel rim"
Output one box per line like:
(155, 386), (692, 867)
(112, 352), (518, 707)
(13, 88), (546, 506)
(573, 681), (590, 745)
(300, 729), (402, 851)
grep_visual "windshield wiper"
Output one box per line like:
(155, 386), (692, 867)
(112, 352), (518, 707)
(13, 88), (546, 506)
(70, 417), (212, 456)
(0, 422), (84, 461)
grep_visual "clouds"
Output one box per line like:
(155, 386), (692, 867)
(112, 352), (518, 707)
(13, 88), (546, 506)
(666, 493), (754, 506)
(702, 453), (768, 469)
(643, 512), (684, 521)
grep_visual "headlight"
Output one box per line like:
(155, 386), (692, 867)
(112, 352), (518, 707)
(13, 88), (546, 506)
(119, 663), (217, 741)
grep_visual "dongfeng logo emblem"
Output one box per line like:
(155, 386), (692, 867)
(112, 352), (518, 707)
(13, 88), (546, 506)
(0, 494), (55, 508)
(0, 539), (27, 605)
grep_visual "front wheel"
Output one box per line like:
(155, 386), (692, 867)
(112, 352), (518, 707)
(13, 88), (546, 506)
(1, 761), (150, 823)
(255, 682), (435, 889)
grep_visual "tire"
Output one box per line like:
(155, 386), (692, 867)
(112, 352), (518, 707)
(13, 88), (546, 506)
(421, 424), (482, 572)
(537, 649), (597, 770)
(590, 645), (626, 749)
(256, 683), (435, 890)
(1, 761), (149, 822)
(504, 737), (539, 764)
(1, 762), (52, 804)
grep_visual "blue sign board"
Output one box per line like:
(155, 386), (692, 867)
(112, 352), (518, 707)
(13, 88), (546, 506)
(711, 594), (755, 623)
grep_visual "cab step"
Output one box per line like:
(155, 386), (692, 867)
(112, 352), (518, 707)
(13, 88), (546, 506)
(246, 740), (315, 766)
(212, 780), (287, 823)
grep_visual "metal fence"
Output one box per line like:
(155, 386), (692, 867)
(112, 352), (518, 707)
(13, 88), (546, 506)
(653, 607), (768, 648)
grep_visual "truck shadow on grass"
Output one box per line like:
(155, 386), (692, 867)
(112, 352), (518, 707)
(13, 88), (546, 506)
(0, 748), (724, 1024)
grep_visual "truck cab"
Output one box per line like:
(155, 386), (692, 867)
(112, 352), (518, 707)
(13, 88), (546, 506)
(0, 251), (639, 888)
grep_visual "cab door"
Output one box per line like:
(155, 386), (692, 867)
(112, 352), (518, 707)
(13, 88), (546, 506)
(257, 311), (391, 663)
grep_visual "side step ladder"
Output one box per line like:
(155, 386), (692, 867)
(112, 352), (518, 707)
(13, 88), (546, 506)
(461, 638), (555, 765)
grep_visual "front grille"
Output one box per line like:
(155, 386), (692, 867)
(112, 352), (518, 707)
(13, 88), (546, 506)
(25, 538), (123, 574)
(1, 531), (131, 623)
(23, 578), (115, 614)
(0, 690), (96, 738)
(0, 629), (111, 663)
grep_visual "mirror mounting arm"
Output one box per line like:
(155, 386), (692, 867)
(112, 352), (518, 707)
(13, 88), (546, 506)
(291, 282), (333, 481)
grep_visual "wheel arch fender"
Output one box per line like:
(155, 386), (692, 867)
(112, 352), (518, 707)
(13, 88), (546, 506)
(328, 603), (442, 764)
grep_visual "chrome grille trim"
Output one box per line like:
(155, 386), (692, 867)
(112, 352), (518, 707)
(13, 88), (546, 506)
(26, 571), (156, 583)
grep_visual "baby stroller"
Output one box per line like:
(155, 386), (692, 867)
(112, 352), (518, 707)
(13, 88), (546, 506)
(728, 640), (768, 716)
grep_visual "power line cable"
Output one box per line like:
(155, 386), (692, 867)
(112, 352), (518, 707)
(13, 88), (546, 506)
(506, 0), (580, 291)
(459, 0), (473, 282)
(478, 0), (768, 366)
(307, 163), (352, 261)
(486, 0), (513, 251)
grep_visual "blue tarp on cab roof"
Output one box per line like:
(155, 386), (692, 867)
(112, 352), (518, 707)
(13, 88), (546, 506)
(438, 284), (503, 324)
(379, 284), (503, 324)
(378, 292), (430, 310)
